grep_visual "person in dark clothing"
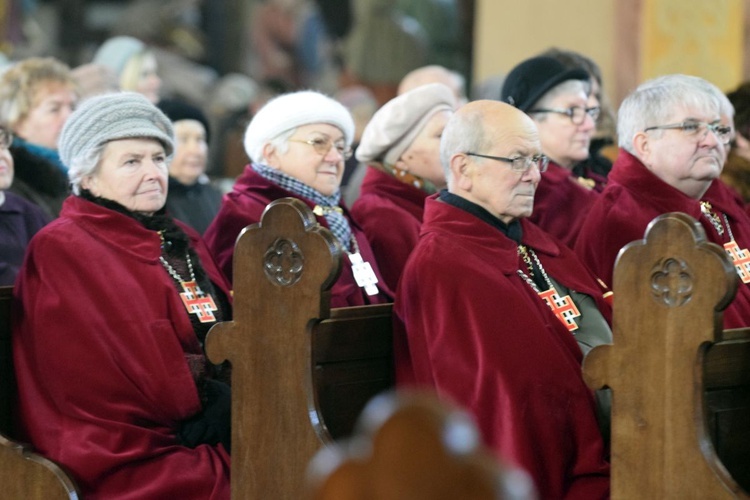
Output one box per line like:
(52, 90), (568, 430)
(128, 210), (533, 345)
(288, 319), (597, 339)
(0, 57), (78, 218)
(0, 125), (50, 285)
(158, 98), (223, 234)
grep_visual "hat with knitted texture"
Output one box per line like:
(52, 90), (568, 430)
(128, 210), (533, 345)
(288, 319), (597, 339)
(92, 36), (146, 78)
(500, 56), (589, 112)
(243, 90), (354, 162)
(59, 92), (175, 172)
(356, 82), (456, 165)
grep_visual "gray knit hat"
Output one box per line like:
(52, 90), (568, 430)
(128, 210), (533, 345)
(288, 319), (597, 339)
(244, 90), (354, 162)
(60, 92), (174, 190)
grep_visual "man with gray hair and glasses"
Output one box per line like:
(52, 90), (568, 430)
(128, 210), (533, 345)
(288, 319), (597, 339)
(394, 99), (612, 499)
(575, 74), (750, 329)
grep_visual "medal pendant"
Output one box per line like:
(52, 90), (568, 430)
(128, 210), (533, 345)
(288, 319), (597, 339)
(348, 252), (379, 296)
(179, 280), (218, 323)
(724, 241), (750, 284)
(538, 287), (581, 332)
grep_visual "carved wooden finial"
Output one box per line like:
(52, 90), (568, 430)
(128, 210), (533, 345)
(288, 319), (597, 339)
(583, 212), (744, 498)
(206, 198), (341, 499)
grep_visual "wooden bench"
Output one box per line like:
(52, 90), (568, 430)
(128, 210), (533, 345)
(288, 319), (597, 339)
(206, 198), (393, 499)
(0, 286), (80, 499)
(584, 212), (750, 498)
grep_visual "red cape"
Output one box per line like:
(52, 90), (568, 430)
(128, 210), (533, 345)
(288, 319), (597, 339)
(204, 165), (392, 307)
(575, 149), (750, 329)
(13, 195), (231, 499)
(528, 160), (601, 248)
(395, 197), (610, 500)
(351, 166), (428, 291)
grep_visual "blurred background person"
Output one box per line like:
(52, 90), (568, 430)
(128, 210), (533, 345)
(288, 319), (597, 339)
(334, 84), (379, 201)
(398, 64), (468, 107)
(352, 82), (455, 290)
(70, 62), (119, 102)
(501, 55), (600, 248)
(93, 35), (162, 104)
(0, 124), (49, 285)
(158, 98), (222, 235)
(0, 56), (78, 218)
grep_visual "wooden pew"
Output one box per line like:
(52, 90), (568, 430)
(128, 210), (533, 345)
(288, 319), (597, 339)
(206, 198), (393, 499)
(584, 212), (750, 498)
(305, 390), (536, 500)
(0, 286), (80, 499)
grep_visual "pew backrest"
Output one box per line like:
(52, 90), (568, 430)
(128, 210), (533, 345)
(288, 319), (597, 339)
(206, 197), (394, 499)
(584, 212), (750, 498)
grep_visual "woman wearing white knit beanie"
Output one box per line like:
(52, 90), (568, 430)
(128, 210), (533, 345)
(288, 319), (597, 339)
(204, 90), (392, 307)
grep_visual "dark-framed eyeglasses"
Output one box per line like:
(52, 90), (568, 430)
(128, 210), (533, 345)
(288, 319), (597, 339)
(0, 127), (13, 150)
(465, 152), (549, 173)
(528, 106), (600, 125)
(643, 120), (732, 145)
(288, 137), (353, 160)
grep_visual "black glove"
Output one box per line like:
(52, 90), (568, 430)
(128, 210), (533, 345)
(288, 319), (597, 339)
(177, 378), (231, 453)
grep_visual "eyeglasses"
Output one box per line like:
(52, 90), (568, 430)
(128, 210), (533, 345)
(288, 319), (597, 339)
(288, 137), (353, 160)
(529, 106), (600, 125)
(0, 127), (13, 150)
(465, 152), (549, 173)
(643, 120), (732, 145)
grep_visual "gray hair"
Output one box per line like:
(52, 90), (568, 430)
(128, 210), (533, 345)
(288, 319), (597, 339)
(531, 79), (590, 122)
(440, 107), (489, 186)
(68, 143), (106, 195)
(256, 127), (296, 164)
(618, 74), (727, 154)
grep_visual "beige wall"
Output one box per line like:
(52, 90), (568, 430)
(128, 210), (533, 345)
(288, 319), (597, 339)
(473, 0), (616, 101)
(473, 0), (745, 109)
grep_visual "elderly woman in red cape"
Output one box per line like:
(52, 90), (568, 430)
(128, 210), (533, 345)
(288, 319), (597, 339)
(351, 82), (455, 291)
(12, 92), (231, 499)
(204, 90), (391, 307)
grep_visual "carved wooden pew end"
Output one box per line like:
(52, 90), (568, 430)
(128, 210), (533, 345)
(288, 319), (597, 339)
(306, 390), (536, 500)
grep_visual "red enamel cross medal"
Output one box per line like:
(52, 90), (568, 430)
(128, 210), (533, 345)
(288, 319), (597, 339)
(538, 287), (581, 331)
(179, 280), (218, 323)
(724, 241), (750, 284)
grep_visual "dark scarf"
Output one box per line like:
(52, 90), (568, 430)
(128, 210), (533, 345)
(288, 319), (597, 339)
(79, 190), (231, 348)
(439, 189), (547, 290)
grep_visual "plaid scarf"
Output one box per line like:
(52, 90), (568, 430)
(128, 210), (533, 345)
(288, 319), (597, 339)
(252, 162), (352, 249)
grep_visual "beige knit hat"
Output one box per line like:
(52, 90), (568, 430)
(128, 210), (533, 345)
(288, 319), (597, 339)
(243, 90), (355, 162)
(356, 83), (456, 165)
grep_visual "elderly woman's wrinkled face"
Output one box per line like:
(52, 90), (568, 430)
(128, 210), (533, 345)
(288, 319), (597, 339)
(533, 89), (594, 168)
(268, 123), (347, 196)
(170, 119), (208, 185)
(14, 82), (77, 150)
(397, 109), (451, 190)
(82, 138), (168, 215)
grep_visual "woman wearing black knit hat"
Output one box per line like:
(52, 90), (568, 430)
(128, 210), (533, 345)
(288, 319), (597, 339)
(157, 98), (223, 234)
(13, 92), (231, 498)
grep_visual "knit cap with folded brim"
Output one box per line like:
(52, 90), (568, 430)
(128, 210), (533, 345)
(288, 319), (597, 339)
(243, 90), (355, 162)
(59, 92), (175, 173)
(356, 82), (456, 165)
